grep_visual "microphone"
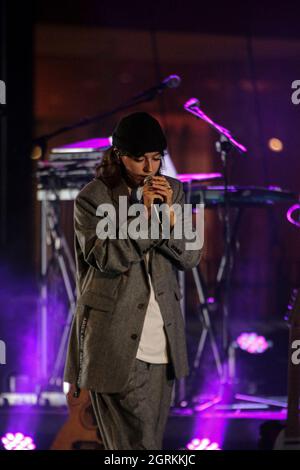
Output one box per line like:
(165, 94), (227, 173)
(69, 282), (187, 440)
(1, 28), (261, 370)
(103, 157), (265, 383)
(130, 175), (165, 212)
(132, 75), (181, 101)
(129, 176), (164, 225)
(131, 176), (175, 232)
(185, 97), (200, 109)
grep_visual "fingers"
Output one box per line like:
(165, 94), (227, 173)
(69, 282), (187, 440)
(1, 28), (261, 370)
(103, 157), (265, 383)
(144, 176), (171, 191)
(143, 176), (168, 183)
(151, 187), (169, 198)
(143, 187), (172, 200)
(151, 176), (167, 181)
(143, 191), (163, 208)
(151, 183), (172, 192)
(143, 176), (172, 206)
(151, 176), (169, 186)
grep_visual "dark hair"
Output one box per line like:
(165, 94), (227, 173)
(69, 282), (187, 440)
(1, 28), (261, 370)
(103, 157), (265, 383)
(95, 146), (165, 188)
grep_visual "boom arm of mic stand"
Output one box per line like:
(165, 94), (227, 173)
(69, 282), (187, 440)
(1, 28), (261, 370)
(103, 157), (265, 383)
(31, 90), (165, 158)
(184, 99), (247, 155)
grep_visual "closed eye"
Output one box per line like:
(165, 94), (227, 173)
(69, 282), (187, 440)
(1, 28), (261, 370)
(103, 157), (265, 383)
(134, 156), (162, 162)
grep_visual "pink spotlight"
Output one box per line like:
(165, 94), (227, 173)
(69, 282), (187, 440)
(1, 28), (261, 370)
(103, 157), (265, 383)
(236, 332), (270, 354)
(287, 204), (300, 228)
(1, 432), (36, 450)
(186, 437), (221, 450)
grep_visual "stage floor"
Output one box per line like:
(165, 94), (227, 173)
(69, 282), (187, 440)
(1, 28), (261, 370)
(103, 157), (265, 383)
(0, 392), (287, 450)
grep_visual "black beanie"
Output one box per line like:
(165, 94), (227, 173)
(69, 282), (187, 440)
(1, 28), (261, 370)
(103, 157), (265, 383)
(112, 112), (167, 155)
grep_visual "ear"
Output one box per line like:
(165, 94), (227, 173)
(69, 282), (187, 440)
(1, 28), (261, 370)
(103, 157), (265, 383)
(114, 147), (122, 162)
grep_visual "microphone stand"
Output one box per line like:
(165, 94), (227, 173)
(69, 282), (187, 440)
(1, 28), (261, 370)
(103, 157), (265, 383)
(184, 99), (247, 399)
(215, 134), (235, 385)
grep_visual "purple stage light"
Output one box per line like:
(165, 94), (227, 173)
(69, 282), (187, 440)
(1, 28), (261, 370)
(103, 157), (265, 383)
(186, 437), (221, 450)
(287, 204), (300, 228)
(1, 432), (36, 450)
(194, 395), (222, 412)
(236, 332), (270, 354)
(55, 137), (111, 151)
(177, 172), (223, 183)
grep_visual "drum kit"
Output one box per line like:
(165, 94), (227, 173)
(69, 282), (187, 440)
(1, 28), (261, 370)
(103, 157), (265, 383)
(34, 81), (299, 411)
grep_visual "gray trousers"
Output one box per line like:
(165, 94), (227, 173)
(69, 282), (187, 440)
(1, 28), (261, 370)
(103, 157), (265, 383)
(89, 358), (175, 450)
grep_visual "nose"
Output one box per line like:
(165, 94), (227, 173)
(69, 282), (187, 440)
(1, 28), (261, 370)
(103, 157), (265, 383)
(144, 157), (152, 172)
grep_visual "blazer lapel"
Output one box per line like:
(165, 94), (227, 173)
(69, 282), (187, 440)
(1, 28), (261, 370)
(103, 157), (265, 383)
(110, 177), (148, 276)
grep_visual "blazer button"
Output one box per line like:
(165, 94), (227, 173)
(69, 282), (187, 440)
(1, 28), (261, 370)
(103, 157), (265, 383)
(137, 303), (144, 309)
(131, 334), (138, 340)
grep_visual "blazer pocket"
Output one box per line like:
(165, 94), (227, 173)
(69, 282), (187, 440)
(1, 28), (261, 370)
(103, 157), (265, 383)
(77, 290), (116, 313)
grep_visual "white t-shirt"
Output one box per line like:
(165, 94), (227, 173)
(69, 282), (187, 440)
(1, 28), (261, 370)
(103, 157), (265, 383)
(136, 252), (169, 363)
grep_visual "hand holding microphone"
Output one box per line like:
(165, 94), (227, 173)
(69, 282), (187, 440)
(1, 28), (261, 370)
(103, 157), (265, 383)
(142, 176), (174, 225)
(143, 175), (173, 206)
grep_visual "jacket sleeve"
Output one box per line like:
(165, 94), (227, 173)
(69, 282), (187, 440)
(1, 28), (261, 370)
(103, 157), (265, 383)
(155, 181), (203, 271)
(74, 193), (164, 275)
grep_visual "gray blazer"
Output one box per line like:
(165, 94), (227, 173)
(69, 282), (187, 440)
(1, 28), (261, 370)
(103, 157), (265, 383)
(63, 174), (202, 394)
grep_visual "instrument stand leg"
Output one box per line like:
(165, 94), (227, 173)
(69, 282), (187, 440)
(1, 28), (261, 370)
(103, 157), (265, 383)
(46, 202), (76, 389)
(37, 199), (49, 391)
(175, 270), (187, 404)
(37, 196), (76, 395)
(48, 249), (76, 387)
(191, 266), (223, 379)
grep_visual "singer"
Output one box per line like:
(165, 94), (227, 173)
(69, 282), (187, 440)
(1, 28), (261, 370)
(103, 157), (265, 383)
(64, 112), (202, 450)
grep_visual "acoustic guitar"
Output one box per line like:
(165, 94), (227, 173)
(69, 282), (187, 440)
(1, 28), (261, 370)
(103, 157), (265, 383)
(50, 384), (104, 450)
